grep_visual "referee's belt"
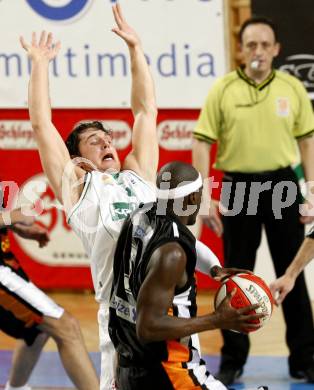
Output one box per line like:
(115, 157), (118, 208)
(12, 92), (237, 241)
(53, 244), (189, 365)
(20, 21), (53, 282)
(224, 166), (292, 181)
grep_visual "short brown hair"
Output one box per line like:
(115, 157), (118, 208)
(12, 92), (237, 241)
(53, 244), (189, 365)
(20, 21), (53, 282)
(65, 121), (112, 156)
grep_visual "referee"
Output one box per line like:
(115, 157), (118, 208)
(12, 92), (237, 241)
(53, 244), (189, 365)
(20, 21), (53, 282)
(192, 16), (314, 385)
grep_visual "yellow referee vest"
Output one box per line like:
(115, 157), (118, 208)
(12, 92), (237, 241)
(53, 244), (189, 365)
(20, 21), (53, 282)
(194, 68), (314, 173)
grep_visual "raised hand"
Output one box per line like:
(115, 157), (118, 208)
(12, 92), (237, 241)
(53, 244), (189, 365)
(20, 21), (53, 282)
(213, 289), (264, 333)
(111, 3), (141, 48)
(20, 31), (61, 62)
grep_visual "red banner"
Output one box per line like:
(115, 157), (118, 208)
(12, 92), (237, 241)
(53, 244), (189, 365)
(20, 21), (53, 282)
(0, 109), (223, 290)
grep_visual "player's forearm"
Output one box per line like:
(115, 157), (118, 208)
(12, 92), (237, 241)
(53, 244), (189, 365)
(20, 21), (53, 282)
(0, 209), (25, 227)
(285, 237), (314, 280)
(192, 138), (212, 206)
(192, 138), (210, 178)
(0, 212), (12, 227)
(137, 312), (220, 343)
(10, 223), (31, 236)
(29, 59), (52, 130)
(195, 239), (221, 275)
(129, 44), (157, 117)
(298, 136), (314, 193)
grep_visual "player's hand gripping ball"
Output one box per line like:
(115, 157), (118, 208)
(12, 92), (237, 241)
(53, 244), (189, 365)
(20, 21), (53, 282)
(214, 273), (274, 332)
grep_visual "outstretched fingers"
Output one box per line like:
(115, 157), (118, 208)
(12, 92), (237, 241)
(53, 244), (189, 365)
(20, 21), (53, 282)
(31, 31), (37, 46)
(111, 4), (140, 48)
(112, 3), (123, 29)
(19, 36), (29, 51)
(116, 3), (126, 23)
(53, 40), (62, 56)
(47, 32), (53, 48)
(20, 30), (61, 60)
(39, 31), (47, 46)
(39, 31), (57, 50)
(20, 31), (51, 50)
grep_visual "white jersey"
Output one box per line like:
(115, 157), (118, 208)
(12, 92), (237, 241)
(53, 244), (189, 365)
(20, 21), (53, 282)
(68, 170), (156, 303)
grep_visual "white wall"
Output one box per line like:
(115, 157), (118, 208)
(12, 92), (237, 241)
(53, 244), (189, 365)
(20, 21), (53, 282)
(0, 0), (227, 108)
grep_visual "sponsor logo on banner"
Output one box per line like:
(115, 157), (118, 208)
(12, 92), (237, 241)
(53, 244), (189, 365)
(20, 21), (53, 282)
(75, 120), (131, 150)
(26, 0), (93, 22)
(1, 0), (226, 108)
(0, 121), (37, 150)
(279, 54), (314, 100)
(105, 120), (132, 150)
(0, 119), (131, 150)
(157, 120), (196, 150)
(14, 174), (89, 266)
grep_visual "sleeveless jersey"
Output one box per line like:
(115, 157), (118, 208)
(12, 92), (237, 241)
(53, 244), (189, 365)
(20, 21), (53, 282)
(68, 170), (156, 303)
(109, 203), (205, 370)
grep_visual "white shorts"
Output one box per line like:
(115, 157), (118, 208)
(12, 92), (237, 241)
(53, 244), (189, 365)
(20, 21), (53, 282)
(0, 265), (64, 345)
(98, 303), (117, 390)
(0, 265), (64, 319)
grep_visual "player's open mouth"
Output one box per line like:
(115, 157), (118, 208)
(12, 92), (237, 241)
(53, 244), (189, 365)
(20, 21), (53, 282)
(103, 153), (114, 161)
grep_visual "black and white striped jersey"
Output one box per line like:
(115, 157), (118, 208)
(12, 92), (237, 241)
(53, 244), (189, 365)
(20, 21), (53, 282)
(109, 202), (199, 365)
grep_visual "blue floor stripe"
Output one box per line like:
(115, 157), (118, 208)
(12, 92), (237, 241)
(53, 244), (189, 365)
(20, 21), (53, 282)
(0, 351), (313, 389)
(0, 351), (100, 388)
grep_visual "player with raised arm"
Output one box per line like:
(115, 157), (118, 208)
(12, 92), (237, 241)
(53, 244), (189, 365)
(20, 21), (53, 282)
(21, 4), (158, 388)
(21, 4), (254, 388)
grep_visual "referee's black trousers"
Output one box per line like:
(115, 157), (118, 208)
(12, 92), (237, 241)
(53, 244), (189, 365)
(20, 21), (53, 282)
(219, 167), (314, 373)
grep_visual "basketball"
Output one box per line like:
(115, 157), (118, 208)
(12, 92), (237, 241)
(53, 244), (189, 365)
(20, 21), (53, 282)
(214, 273), (274, 332)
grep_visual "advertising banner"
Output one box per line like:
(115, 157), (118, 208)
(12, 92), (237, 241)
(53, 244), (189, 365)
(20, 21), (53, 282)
(0, 0), (227, 108)
(0, 109), (223, 290)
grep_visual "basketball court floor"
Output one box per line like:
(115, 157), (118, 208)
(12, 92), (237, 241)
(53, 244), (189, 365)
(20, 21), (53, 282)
(0, 291), (313, 390)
